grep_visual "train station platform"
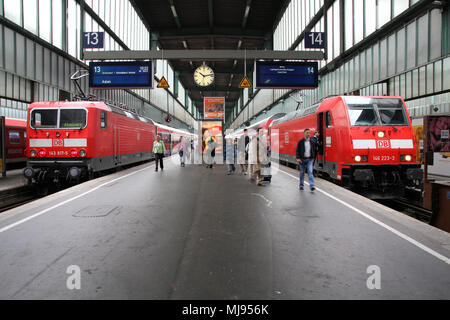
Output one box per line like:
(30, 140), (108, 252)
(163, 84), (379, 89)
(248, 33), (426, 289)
(0, 158), (449, 299)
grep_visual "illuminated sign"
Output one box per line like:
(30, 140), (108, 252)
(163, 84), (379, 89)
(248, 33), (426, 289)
(89, 61), (153, 89)
(254, 61), (318, 89)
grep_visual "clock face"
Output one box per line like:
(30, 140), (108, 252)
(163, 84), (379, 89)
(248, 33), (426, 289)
(194, 65), (215, 87)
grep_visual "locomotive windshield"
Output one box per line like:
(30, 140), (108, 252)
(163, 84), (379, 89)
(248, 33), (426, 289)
(31, 109), (58, 128)
(344, 97), (408, 126)
(31, 108), (87, 129)
(60, 109), (87, 128)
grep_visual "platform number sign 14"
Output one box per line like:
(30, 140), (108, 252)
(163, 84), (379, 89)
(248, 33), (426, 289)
(83, 32), (104, 49)
(305, 32), (325, 49)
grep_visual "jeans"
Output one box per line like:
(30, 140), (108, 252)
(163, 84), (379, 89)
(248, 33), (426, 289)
(155, 153), (164, 170)
(227, 164), (235, 173)
(299, 158), (315, 188)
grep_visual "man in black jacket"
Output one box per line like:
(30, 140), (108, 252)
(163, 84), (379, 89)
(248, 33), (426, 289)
(296, 128), (316, 191)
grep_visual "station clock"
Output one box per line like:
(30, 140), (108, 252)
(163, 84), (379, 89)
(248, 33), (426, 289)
(193, 64), (215, 87)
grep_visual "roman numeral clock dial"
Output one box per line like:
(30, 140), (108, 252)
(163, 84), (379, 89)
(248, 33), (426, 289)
(194, 65), (215, 87)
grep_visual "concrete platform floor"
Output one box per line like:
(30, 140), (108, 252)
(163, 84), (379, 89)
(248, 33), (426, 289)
(0, 158), (449, 299)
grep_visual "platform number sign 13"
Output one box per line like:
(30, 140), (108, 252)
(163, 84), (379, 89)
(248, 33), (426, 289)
(305, 32), (325, 49)
(83, 32), (104, 49)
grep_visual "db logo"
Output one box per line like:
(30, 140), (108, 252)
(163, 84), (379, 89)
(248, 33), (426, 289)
(53, 139), (64, 147)
(376, 140), (390, 148)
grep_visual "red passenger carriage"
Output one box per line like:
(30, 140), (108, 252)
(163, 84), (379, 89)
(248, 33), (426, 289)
(4, 118), (27, 167)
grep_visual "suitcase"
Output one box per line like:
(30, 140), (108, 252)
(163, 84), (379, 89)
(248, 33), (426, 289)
(260, 163), (272, 183)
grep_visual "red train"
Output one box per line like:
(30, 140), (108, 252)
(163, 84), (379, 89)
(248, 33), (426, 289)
(3, 118), (27, 168)
(23, 101), (193, 184)
(156, 123), (196, 157)
(269, 96), (423, 197)
(231, 96), (423, 198)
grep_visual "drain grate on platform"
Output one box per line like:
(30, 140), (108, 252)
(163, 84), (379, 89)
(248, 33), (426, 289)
(72, 205), (122, 218)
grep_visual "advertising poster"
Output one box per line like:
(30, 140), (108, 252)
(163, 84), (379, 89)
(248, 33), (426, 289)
(204, 97), (225, 120)
(424, 116), (450, 177)
(201, 121), (223, 155)
(412, 124), (424, 164)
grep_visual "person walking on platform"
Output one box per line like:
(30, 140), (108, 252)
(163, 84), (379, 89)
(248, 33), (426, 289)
(296, 128), (317, 191)
(238, 129), (250, 175)
(205, 135), (217, 169)
(153, 135), (166, 172)
(179, 136), (186, 167)
(225, 138), (236, 175)
(248, 128), (269, 186)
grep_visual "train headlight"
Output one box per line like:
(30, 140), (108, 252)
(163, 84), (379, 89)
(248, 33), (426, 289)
(405, 155), (412, 162)
(377, 131), (385, 138)
(39, 150), (47, 157)
(355, 155), (362, 162)
(30, 150), (37, 157)
(79, 149), (86, 157)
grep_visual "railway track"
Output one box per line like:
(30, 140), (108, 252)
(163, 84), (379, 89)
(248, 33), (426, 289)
(0, 186), (39, 213)
(377, 198), (433, 223)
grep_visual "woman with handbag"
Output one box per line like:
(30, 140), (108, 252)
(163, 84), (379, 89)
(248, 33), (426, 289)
(153, 135), (166, 172)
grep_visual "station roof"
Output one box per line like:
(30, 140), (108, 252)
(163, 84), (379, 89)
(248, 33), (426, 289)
(131, 0), (290, 118)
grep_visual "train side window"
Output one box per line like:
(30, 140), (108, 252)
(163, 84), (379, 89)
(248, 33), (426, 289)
(9, 131), (21, 144)
(100, 111), (107, 129)
(326, 111), (333, 128)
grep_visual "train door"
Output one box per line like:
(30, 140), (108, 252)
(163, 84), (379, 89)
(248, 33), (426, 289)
(114, 123), (121, 165)
(317, 113), (325, 169)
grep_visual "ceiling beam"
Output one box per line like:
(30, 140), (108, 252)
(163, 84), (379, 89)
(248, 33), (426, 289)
(179, 68), (244, 75)
(167, 0), (181, 28)
(208, 0), (214, 29)
(189, 87), (241, 92)
(242, 0), (252, 29)
(156, 27), (267, 40)
(84, 50), (325, 61)
(270, 0), (292, 34)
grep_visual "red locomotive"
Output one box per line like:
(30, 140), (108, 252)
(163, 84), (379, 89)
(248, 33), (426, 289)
(270, 96), (423, 198)
(23, 101), (157, 184)
(23, 101), (196, 185)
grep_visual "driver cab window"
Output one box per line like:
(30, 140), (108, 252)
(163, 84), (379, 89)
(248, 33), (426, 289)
(326, 111), (333, 128)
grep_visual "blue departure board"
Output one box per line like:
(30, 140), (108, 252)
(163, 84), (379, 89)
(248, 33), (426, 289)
(254, 61), (318, 89)
(89, 61), (153, 89)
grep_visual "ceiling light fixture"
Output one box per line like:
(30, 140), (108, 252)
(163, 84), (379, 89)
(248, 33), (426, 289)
(170, 5), (178, 17)
(244, 5), (250, 18)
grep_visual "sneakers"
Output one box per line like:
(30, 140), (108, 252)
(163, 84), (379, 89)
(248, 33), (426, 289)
(299, 186), (304, 190)
(311, 187), (315, 191)
(155, 168), (158, 172)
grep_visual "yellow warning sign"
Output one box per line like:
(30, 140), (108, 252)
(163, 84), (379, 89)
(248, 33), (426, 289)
(157, 76), (170, 88)
(239, 75), (252, 89)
